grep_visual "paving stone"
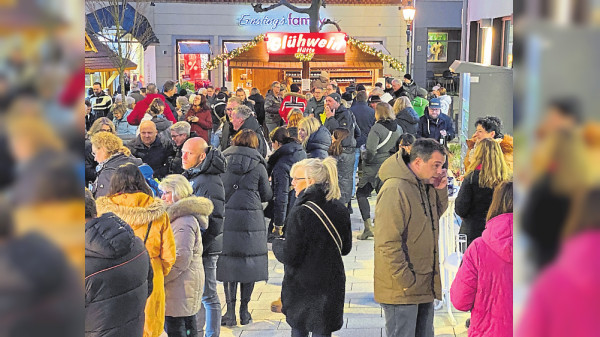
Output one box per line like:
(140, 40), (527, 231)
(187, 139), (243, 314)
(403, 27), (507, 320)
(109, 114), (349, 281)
(332, 328), (382, 337)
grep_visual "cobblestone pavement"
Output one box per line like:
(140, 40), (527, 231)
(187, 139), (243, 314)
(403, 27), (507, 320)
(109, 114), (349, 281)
(163, 197), (470, 337)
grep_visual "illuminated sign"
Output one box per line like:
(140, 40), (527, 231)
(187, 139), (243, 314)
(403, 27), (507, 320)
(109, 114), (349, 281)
(266, 32), (347, 55)
(236, 8), (333, 32)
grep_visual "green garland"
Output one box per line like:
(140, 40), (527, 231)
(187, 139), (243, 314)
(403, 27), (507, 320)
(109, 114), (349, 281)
(203, 34), (405, 72)
(204, 34), (266, 70)
(347, 37), (405, 72)
(294, 52), (315, 62)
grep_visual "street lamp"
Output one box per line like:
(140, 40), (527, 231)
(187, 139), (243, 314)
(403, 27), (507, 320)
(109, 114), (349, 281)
(402, 5), (416, 75)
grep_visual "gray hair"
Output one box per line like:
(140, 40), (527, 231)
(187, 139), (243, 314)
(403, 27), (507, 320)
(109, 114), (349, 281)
(370, 87), (384, 97)
(177, 96), (190, 112)
(392, 79), (402, 86)
(198, 88), (207, 95)
(125, 96), (135, 109)
(147, 83), (158, 94)
(159, 174), (193, 202)
(170, 121), (191, 135)
(233, 105), (253, 120)
(114, 94), (123, 104)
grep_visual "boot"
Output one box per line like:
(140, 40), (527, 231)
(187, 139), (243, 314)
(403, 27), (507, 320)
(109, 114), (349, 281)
(221, 282), (237, 326)
(239, 282), (254, 325)
(270, 297), (282, 313)
(358, 219), (374, 240)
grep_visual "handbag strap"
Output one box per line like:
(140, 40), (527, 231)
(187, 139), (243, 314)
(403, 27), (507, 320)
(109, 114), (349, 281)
(376, 131), (394, 150)
(302, 201), (342, 255)
(143, 221), (153, 244)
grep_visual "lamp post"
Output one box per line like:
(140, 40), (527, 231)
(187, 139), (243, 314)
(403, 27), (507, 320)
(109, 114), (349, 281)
(402, 4), (416, 75)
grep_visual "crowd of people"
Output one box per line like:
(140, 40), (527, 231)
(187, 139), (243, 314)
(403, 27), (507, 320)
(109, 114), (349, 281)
(84, 74), (513, 337)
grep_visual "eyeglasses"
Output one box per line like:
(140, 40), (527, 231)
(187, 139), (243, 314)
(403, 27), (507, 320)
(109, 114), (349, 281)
(292, 177), (306, 181)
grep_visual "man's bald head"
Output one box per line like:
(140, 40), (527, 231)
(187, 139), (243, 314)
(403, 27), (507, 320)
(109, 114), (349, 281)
(139, 120), (158, 146)
(181, 137), (208, 170)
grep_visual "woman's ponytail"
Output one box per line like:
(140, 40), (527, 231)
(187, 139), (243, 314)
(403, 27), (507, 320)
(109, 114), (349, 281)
(322, 157), (341, 201)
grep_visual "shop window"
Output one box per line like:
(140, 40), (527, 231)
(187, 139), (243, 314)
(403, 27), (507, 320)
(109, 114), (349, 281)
(502, 18), (513, 68)
(222, 41), (248, 83)
(177, 40), (211, 85)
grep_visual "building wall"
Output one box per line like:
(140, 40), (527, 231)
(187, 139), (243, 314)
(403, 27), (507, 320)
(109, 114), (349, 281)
(145, 3), (409, 87)
(413, 0), (463, 89)
(467, 0), (512, 22)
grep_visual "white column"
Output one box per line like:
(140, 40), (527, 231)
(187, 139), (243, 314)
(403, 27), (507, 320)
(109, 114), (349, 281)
(144, 45), (157, 86)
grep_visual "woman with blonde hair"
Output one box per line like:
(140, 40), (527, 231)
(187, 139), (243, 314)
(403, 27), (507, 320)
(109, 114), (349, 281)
(455, 138), (510, 246)
(85, 117), (116, 185)
(272, 157), (352, 337)
(159, 174), (214, 337)
(96, 163), (176, 337)
(286, 108), (304, 139)
(393, 96), (419, 135)
(90, 131), (142, 197)
(356, 102), (402, 240)
(298, 116), (331, 159)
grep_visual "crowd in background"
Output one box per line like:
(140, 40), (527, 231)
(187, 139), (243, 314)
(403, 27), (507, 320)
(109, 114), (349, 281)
(84, 73), (514, 337)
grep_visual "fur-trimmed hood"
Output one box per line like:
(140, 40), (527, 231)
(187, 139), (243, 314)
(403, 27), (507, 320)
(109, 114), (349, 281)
(166, 196), (214, 230)
(95, 192), (167, 229)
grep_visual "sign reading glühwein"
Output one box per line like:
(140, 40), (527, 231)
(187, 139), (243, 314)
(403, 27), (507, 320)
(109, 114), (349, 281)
(266, 32), (347, 55)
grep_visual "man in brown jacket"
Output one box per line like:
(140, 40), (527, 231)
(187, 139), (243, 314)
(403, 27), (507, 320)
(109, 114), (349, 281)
(374, 139), (449, 337)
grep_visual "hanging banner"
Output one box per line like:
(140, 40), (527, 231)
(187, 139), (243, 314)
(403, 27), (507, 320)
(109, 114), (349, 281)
(266, 32), (347, 55)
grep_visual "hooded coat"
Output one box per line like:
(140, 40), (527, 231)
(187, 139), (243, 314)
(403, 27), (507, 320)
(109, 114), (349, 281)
(127, 134), (175, 179)
(165, 196), (214, 317)
(331, 149), (355, 205)
(85, 213), (153, 337)
(96, 193), (176, 337)
(324, 104), (358, 148)
(305, 126), (331, 159)
(91, 152), (143, 198)
(183, 147), (226, 256)
(272, 184), (352, 335)
(396, 107), (420, 135)
(451, 213), (513, 337)
(455, 169), (496, 246)
(217, 146), (273, 282)
(464, 134), (514, 173)
(374, 152), (448, 305)
(114, 109), (137, 136)
(249, 93), (266, 126)
(517, 230), (600, 337)
(359, 120), (402, 189)
(237, 115), (268, 158)
(267, 142), (307, 227)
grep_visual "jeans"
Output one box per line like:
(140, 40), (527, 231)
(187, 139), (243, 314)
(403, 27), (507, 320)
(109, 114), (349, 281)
(381, 302), (434, 337)
(165, 316), (198, 337)
(196, 255), (221, 337)
(291, 327), (332, 337)
(352, 148), (360, 197)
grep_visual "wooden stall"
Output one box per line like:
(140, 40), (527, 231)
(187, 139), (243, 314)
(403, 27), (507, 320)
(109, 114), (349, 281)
(85, 32), (137, 95)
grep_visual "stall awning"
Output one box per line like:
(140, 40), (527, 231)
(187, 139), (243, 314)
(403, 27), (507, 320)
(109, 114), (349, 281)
(224, 42), (245, 53)
(229, 61), (383, 69)
(364, 42), (390, 55)
(178, 42), (211, 54)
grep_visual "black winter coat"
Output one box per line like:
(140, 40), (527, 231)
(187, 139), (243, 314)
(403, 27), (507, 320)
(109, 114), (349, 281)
(455, 170), (495, 246)
(127, 134), (175, 179)
(417, 113), (456, 143)
(85, 213), (153, 337)
(85, 139), (97, 185)
(217, 146), (272, 282)
(162, 93), (178, 115)
(305, 126), (331, 159)
(396, 107), (419, 135)
(333, 150), (356, 205)
(183, 147), (227, 256)
(273, 184), (352, 334)
(350, 102), (376, 148)
(249, 93), (266, 126)
(92, 152), (143, 198)
(237, 115), (268, 158)
(324, 105), (359, 148)
(267, 142), (307, 227)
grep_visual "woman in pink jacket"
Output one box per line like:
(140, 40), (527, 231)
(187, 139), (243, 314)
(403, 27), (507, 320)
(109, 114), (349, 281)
(451, 181), (513, 337)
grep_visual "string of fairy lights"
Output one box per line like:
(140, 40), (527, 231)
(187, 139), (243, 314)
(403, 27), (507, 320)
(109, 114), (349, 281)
(203, 33), (405, 72)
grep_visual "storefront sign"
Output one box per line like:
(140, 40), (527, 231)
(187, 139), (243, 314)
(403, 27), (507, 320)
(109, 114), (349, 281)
(266, 32), (347, 55)
(237, 9), (333, 31)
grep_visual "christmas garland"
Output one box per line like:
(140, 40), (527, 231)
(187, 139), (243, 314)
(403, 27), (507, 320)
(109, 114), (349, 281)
(294, 52), (315, 62)
(203, 33), (405, 72)
(346, 37), (405, 72)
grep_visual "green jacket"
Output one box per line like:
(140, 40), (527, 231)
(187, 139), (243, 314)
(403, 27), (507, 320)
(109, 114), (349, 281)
(412, 97), (429, 117)
(374, 152), (448, 305)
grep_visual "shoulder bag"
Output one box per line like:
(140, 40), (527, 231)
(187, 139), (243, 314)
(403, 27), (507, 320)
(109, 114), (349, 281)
(302, 201), (343, 255)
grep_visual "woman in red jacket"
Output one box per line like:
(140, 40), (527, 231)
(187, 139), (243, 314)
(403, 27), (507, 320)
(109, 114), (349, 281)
(185, 94), (213, 143)
(451, 181), (513, 337)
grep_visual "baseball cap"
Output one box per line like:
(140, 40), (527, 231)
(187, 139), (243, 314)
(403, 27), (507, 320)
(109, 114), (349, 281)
(429, 97), (442, 109)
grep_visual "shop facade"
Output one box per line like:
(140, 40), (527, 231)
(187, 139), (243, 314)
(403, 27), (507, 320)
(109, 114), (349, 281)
(142, 1), (410, 89)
